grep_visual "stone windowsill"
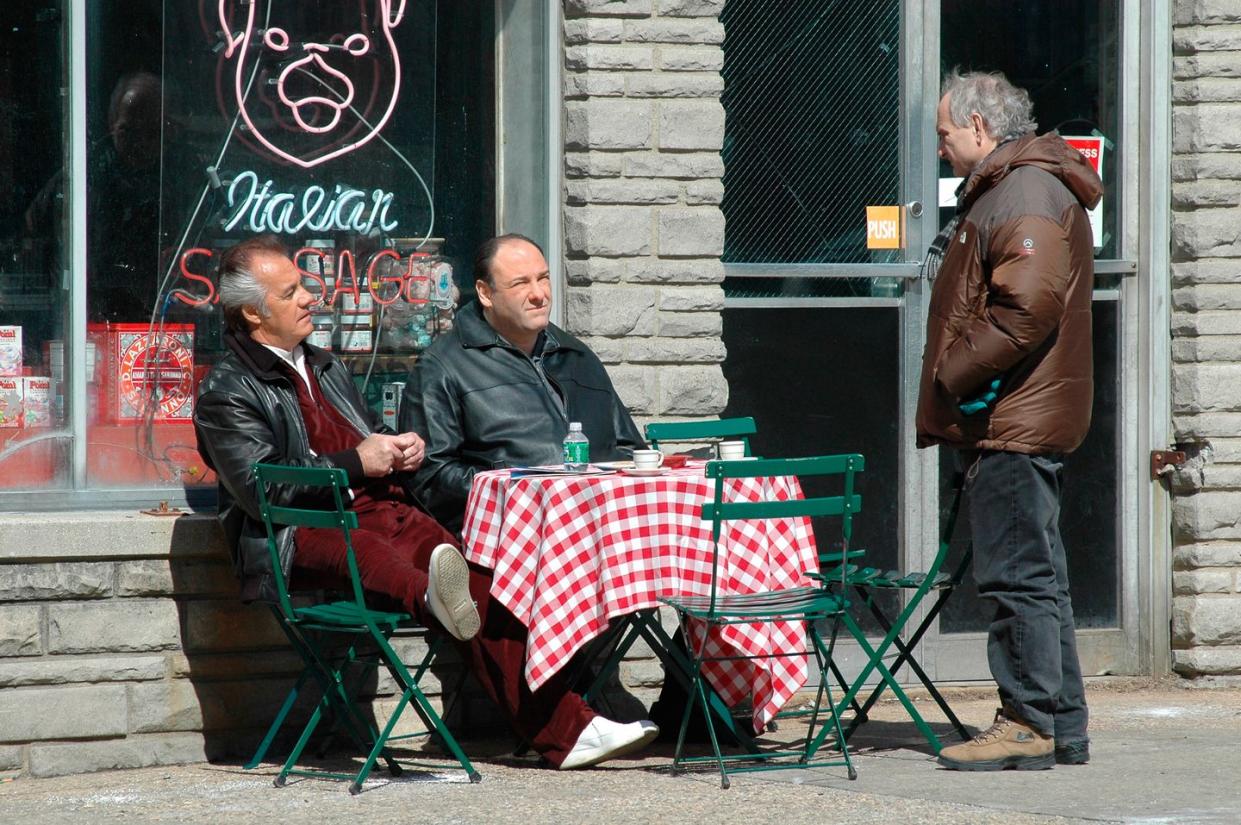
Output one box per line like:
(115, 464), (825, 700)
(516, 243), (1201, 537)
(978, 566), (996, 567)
(0, 511), (225, 562)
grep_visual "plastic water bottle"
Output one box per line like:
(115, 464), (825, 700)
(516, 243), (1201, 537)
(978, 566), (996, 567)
(562, 422), (590, 471)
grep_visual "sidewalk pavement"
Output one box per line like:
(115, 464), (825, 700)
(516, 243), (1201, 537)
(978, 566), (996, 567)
(3, 676), (1240, 824)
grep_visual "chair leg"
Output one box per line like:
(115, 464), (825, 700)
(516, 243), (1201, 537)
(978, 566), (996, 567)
(679, 617), (730, 789)
(350, 684), (415, 794)
(276, 692), (329, 787)
(245, 669), (309, 769)
(851, 591), (970, 741)
(637, 615), (757, 753)
(837, 611), (942, 754)
(805, 627), (856, 780)
(374, 629), (481, 784)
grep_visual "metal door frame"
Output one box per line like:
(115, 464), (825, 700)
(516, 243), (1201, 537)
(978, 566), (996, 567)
(916, 0), (1172, 682)
(723, 0), (1171, 683)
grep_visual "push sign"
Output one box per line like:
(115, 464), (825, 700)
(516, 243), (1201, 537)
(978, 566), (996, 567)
(866, 205), (902, 250)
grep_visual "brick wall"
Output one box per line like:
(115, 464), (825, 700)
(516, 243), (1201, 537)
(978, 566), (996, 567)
(1170, 2), (1241, 678)
(562, 0), (730, 424)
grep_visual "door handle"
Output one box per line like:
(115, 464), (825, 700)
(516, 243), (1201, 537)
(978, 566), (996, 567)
(906, 201), (924, 219)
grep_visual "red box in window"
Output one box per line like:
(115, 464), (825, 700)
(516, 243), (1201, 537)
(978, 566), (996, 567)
(88, 323), (195, 424)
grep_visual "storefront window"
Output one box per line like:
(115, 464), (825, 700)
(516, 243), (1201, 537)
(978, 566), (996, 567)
(940, 0), (1121, 259)
(719, 0), (901, 280)
(0, 2), (70, 490)
(0, 1), (497, 497)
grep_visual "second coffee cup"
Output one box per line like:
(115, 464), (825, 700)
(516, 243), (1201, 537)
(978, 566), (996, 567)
(632, 449), (664, 470)
(717, 440), (746, 460)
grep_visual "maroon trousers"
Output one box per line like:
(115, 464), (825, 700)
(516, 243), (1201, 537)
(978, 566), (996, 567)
(293, 492), (593, 766)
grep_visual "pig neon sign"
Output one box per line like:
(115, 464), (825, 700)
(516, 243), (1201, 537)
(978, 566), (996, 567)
(217, 0), (407, 169)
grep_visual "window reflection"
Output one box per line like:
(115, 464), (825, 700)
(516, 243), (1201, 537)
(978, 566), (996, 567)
(0, 1), (70, 489)
(72, 0), (496, 491)
(940, 0), (1121, 258)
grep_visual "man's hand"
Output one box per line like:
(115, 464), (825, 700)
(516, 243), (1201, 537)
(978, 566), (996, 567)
(356, 434), (404, 477)
(391, 432), (427, 473)
(959, 378), (1002, 416)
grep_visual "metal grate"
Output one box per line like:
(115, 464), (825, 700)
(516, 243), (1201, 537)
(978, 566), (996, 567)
(720, 0), (902, 267)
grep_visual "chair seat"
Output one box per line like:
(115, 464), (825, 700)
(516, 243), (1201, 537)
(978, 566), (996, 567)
(293, 599), (409, 630)
(660, 586), (846, 622)
(813, 564), (955, 589)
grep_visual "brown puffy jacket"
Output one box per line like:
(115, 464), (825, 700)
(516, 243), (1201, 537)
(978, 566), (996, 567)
(915, 133), (1104, 455)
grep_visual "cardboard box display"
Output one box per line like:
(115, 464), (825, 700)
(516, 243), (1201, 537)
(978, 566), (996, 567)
(44, 340), (99, 384)
(89, 323), (195, 423)
(0, 377), (20, 427)
(381, 382), (404, 430)
(0, 326), (21, 376)
(21, 376), (51, 427)
(308, 326), (333, 351)
(339, 326), (373, 353)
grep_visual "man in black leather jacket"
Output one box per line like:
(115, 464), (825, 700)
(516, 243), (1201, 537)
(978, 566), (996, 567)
(400, 234), (644, 533)
(194, 235), (658, 770)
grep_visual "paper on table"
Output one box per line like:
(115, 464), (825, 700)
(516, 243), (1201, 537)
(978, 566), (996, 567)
(508, 464), (615, 478)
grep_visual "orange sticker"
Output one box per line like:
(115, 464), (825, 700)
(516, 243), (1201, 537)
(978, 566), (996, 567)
(866, 206), (901, 249)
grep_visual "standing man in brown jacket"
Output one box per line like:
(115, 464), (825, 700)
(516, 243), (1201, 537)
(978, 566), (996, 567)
(916, 71), (1103, 771)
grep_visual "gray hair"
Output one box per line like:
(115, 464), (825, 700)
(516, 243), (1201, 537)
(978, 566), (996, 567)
(942, 70), (1037, 141)
(216, 235), (286, 333)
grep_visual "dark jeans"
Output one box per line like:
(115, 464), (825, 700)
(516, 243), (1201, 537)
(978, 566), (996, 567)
(964, 450), (1088, 743)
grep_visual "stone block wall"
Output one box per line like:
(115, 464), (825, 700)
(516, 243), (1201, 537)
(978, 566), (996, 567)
(562, 0), (730, 424)
(0, 508), (662, 779)
(0, 512), (473, 778)
(1169, 2), (1241, 678)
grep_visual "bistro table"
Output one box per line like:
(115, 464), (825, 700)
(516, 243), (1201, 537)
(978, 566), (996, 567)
(460, 461), (820, 730)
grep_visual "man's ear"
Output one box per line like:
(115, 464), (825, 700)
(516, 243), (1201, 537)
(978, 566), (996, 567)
(970, 112), (988, 145)
(240, 303), (264, 330)
(475, 280), (492, 309)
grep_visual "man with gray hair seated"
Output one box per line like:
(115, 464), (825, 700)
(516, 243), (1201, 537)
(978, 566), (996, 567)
(915, 71), (1102, 771)
(193, 235), (658, 770)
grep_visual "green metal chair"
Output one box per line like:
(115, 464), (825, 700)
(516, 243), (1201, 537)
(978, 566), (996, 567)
(645, 416), (757, 457)
(249, 462), (480, 793)
(813, 474), (973, 752)
(659, 453), (866, 788)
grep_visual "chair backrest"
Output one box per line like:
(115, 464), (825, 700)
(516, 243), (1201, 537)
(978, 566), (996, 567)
(645, 417), (757, 456)
(253, 462), (363, 620)
(699, 453), (864, 612)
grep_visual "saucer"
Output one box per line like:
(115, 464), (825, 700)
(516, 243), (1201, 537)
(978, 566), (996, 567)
(622, 466), (669, 477)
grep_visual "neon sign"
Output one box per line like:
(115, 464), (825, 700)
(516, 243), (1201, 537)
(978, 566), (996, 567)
(222, 169), (399, 234)
(217, 0), (406, 169)
(175, 246), (431, 308)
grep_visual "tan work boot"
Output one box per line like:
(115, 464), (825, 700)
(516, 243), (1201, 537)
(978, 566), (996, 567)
(937, 708), (1054, 771)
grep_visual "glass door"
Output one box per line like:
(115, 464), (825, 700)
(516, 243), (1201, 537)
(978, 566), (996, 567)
(924, 0), (1138, 681)
(719, 0), (1141, 685)
(718, 0), (932, 675)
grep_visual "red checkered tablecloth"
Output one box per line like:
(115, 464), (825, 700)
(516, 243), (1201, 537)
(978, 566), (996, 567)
(461, 463), (820, 728)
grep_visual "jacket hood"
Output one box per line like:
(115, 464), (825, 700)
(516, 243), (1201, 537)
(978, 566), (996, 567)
(960, 133), (1104, 213)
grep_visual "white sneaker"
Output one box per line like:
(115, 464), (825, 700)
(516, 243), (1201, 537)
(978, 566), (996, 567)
(425, 544), (480, 642)
(559, 718), (660, 770)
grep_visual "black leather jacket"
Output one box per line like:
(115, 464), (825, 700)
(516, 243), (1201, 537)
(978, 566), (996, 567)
(400, 300), (645, 533)
(194, 329), (391, 601)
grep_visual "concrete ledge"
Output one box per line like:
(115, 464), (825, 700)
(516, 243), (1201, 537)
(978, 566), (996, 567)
(0, 512), (226, 562)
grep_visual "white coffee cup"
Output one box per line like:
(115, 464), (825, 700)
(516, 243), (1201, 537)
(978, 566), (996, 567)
(718, 440), (746, 461)
(632, 449), (664, 470)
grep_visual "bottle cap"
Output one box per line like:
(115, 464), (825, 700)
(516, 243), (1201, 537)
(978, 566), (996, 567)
(568, 422), (582, 432)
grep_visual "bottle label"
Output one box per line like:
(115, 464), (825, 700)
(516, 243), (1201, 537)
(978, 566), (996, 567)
(563, 440), (589, 466)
